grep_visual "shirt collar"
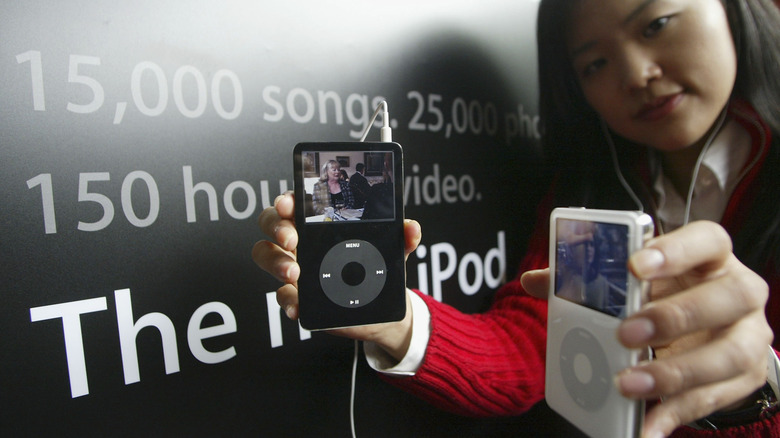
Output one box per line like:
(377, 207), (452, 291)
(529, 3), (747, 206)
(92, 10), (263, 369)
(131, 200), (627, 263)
(652, 117), (752, 230)
(701, 118), (752, 192)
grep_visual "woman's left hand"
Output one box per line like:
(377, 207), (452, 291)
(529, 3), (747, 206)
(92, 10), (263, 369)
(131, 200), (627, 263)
(523, 220), (772, 437)
(618, 221), (771, 437)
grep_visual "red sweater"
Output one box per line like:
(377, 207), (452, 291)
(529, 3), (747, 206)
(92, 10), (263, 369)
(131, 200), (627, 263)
(385, 104), (780, 436)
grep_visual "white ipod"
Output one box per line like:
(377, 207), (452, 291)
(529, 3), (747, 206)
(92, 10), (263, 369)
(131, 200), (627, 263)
(546, 207), (653, 438)
(293, 142), (406, 331)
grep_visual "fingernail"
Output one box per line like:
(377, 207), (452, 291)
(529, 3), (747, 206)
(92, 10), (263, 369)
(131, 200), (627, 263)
(280, 263), (299, 281)
(288, 263), (299, 281)
(275, 225), (295, 249)
(284, 305), (297, 320)
(631, 248), (665, 278)
(616, 369), (655, 396)
(280, 230), (291, 248)
(619, 317), (655, 345)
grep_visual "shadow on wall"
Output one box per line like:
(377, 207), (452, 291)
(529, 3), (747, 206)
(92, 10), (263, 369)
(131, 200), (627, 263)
(394, 27), (551, 299)
(349, 29), (581, 438)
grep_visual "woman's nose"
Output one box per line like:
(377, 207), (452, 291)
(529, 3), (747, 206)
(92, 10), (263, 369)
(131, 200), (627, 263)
(620, 46), (662, 90)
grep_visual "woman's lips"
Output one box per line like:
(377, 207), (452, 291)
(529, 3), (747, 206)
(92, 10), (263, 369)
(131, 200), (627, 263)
(634, 93), (684, 121)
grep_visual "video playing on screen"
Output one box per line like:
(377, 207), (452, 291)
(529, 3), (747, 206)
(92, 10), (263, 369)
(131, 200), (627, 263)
(554, 218), (630, 318)
(300, 150), (395, 223)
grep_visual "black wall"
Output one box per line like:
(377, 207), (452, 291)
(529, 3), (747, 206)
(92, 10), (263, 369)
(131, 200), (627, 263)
(1, 1), (583, 435)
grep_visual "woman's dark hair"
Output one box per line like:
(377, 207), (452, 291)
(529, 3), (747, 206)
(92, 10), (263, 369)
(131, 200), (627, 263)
(536, 0), (780, 271)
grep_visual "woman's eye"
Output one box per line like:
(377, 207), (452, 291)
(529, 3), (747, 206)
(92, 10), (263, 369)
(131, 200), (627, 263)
(582, 59), (606, 78)
(643, 16), (670, 38)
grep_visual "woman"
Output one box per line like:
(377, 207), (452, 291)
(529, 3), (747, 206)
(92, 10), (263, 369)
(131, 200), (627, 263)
(254, 0), (780, 435)
(311, 160), (355, 215)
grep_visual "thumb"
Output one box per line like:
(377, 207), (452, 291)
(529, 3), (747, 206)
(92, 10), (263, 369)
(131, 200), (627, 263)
(520, 268), (550, 300)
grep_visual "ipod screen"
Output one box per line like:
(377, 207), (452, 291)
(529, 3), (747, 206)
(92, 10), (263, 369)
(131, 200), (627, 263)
(299, 150), (395, 223)
(553, 218), (630, 318)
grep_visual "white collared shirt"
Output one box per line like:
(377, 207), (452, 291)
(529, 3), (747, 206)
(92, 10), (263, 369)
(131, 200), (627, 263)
(653, 118), (752, 232)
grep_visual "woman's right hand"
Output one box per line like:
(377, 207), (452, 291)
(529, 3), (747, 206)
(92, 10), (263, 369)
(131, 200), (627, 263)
(251, 191), (422, 361)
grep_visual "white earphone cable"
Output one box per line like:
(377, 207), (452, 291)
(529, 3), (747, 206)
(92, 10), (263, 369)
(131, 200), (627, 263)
(603, 107), (728, 226)
(350, 339), (358, 438)
(682, 108), (728, 225)
(602, 119), (645, 212)
(349, 101), (393, 438)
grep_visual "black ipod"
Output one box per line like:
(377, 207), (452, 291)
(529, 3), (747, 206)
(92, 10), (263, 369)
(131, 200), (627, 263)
(293, 142), (406, 330)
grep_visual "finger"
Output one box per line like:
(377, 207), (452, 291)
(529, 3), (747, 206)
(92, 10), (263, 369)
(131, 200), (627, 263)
(520, 268), (550, 300)
(276, 283), (300, 320)
(619, 265), (768, 346)
(257, 192), (294, 231)
(629, 221), (732, 281)
(404, 219), (422, 260)
(274, 191), (295, 219)
(328, 290), (415, 360)
(617, 313), (770, 400)
(642, 373), (763, 438)
(251, 240), (300, 284)
(258, 207), (298, 252)
(565, 231), (594, 246)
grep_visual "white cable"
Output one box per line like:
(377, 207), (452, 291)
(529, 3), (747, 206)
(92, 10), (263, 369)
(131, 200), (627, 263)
(602, 119), (645, 212)
(682, 108), (727, 225)
(603, 107), (728, 225)
(350, 100), (393, 438)
(359, 101), (392, 142)
(350, 339), (358, 438)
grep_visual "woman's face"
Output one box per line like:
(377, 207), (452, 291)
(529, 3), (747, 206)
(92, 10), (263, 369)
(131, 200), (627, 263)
(567, 0), (737, 152)
(327, 163), (341, 181)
